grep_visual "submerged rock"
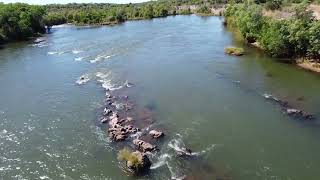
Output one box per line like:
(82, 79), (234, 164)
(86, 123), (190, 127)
(177, 147), (193, 156)
(263, 94), (315, 120)
(124, 80), (134, 88)
(133, 139), (156, 152)
(286, 108), (302, 115)
(101, 117), (108, 123)
(149, 130), (164, 138)
(103, 108), (112, 116)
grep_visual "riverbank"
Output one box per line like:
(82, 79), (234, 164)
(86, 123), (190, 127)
(224, 2), (320, 74)
(297, 59), (320, 73)
(249, 42), (320, 74)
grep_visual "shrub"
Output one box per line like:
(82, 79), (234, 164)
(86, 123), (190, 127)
(196, 5), (211, 14)
(117, 148), (141, 169)
(232, 4), (264, 43)
(225, 3), (320, 59)
(224, 47), (245, 56)
(265, 0), (282, 10)
(307, 21), (320, 59)
(259, 20), (291, 57)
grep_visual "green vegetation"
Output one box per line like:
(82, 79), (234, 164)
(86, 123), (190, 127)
(117, 148), (141, 169)
(196, 5), (212, 14)
(225, 1), (320, 60)
(43, 1), (218, 26)
(0, 3), (46, 44)
(0, 0), (226, 45)
(225, 47), (245, 56)
(1, 0), (319, 62)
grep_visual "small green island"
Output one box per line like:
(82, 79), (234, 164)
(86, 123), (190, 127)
(224, 47), (245, 56)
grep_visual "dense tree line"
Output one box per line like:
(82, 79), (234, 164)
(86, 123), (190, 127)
(225, 1), (320, 60)
(1, 0), (319, 51)
(0, 3), (46, 44)
(43, 1), (196, 26)
(0, 0), (225, 44)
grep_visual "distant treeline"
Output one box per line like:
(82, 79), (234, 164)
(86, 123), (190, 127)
(43, 0), (227, 26)
(0, 0), (226, 44)
(1, 0), (320, 54)
(225, 0), (320, 60)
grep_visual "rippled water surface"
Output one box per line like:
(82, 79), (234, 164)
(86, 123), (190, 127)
(1, 15), (320, 180)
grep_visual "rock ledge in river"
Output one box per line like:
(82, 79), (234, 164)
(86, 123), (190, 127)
(149, 130), (164, 138)
(133, 139), (156, 152)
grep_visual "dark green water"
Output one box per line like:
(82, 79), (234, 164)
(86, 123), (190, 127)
(1, 15), (320, 180)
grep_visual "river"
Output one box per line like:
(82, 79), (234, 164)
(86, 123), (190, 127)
(1, 15), (320, 180)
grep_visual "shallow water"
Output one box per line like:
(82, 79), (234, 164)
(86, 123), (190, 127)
(1, 15), (320, 180)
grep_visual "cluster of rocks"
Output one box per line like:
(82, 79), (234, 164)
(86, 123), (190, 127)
(100, 89), (164, 174)
(263, 94), (315, 120)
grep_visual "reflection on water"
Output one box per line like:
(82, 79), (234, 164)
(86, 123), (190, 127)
(1, 15), (320, 179)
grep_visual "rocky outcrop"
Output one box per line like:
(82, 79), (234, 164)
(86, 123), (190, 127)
(99, 84), (166, 175)
(149, 130), (164, 138)
(263, 94), (315, 120)
(133, 139), (156, 152)
(105, 111), (140, 141)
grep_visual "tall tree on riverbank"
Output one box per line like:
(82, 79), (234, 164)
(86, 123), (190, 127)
(0, 3), (46, 42)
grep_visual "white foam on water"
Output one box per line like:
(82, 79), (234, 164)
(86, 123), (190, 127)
(90, 55), (104, 63)
(47, 51), (58, 55)
(263, 93), (272, 99)
(92, 126), (113, 150)
(74, 56), (88, 61)
(262, 93), (279, 101)
(39, 175), (50, 180)
(96, 72), (123, 91)
(90, 54), (113, 63)
(124, 80), (134, 88)
(166, 161), (186, 180)
(168, 138), (188, 155)
(189, 144), (217, 156)
(76, 74), (90, 85)
(51, 24), (69, 28)
(0, 166), (12, 171)
(47, 51), (67, 55)
(168, 134), (217, 156)
(32, 41), (49, 48)
(150, 153), (172, 169)
(72, 50), (83, 54)
(0, 129), (20, 145)
(96, 72), (111, 79)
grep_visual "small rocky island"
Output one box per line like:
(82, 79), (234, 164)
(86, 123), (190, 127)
(99, 82), (165, 174)
(224, 47), (245, 56)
